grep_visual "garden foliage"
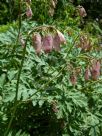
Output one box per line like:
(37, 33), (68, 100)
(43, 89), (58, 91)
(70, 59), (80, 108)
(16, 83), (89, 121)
(0, 0), (102, 136)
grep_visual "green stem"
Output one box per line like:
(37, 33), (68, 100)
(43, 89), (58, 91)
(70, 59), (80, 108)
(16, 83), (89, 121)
(11, 0), (22, 55)
(67, 34), (79, 56)
(81, 78), (102, 91)
(4, 105), (17, 136)
(4, 37), (28, 136)
(4, 0), (22, 135)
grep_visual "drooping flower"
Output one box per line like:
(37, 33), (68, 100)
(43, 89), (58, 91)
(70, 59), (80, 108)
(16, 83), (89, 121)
(42, 35), (53, 53)
(91, 60), (101, 80)
(32, 33), (42, 54)
(26, 6), (33, 18)
(53, 30), (66, 51)
(77, 5), (87, 17)
(56, 30), (66, 44)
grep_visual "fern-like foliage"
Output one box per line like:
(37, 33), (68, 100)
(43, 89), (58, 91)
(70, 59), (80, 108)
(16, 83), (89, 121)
(0, 21), (102, 136)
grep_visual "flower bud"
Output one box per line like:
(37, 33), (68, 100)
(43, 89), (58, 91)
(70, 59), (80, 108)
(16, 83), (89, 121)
(42, 35), (53, 53)
(26, 7), (33, 18)
(32, 33), (42, 54)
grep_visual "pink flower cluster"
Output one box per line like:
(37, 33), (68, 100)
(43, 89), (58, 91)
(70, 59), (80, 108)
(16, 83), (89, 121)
(32, 30), (66, 54)
(70, 60), (101, 86)
(85, 60), (101, 81)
